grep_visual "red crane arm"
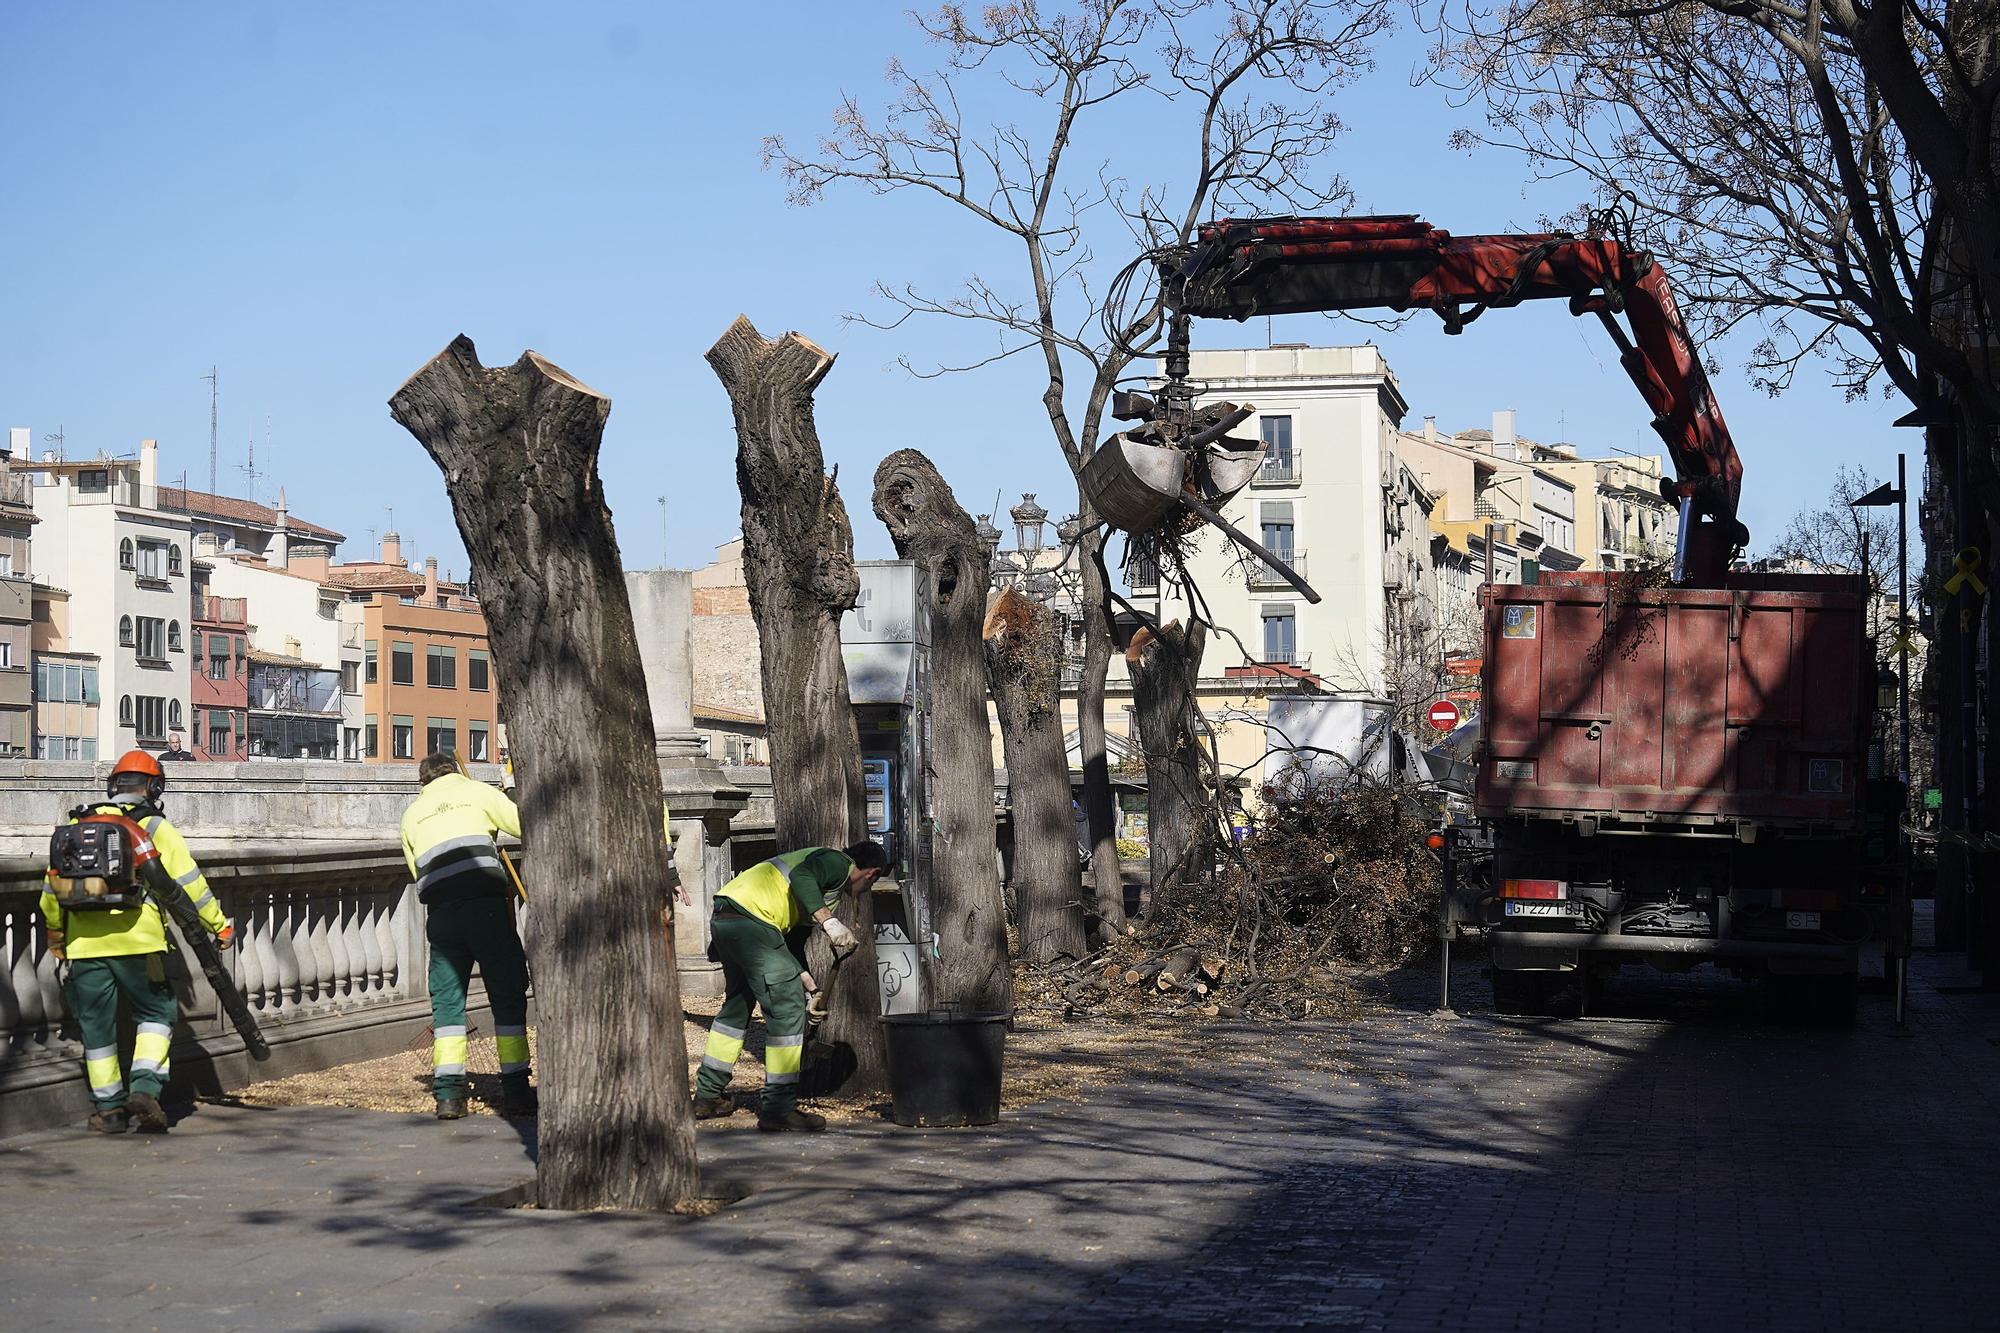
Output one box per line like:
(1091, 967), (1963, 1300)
(1164, 216), (1746, 581)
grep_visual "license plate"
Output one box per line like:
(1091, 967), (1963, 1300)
(1505, 901), (1582, 918)
(1785, 911), (1822, 931)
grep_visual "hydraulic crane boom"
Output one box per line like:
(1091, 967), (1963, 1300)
(1155, 215), (1748, 586)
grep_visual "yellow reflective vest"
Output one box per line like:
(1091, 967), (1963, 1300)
(401, 772), (523, 904)
(40, 801), (228, 958)
(715, 847), (851, 935)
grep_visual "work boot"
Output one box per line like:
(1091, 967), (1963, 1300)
(127, 1092), (169, 1134)
(87, 1108), (130, 1135)
(758, 1107), (826, 1133)
(500, 1085), (539, 1118)
(692, 1095), (736, 1120)
(436, 1096), (468, 1121)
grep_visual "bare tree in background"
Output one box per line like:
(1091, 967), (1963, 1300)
(766, 0), (1394, 935)
(1768, 463), (1901, 640)
(1431, 0), (2000, 517)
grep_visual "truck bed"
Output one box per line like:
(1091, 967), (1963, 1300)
(1474, 571), (1868, 828)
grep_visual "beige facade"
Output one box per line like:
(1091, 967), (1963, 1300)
(30, 586), (100, 759)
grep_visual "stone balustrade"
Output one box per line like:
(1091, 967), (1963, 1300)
(0, 841), (494, 1138)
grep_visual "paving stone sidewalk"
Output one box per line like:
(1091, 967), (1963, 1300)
(4, 951), (1998, 1331)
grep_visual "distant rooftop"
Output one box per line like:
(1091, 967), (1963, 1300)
(159, 486), (345, 543)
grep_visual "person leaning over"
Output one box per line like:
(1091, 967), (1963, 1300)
(693, 842), (888, 1132)
(400, 751), (535, 1120)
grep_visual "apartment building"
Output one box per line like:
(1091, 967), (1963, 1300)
(0, 433), (34, 755)
(246, 648), (342, 759)
(27, 441), (193, 756)
(29, 586), (100, 759)
(1522, 443), (1678, 571)
(330, 535), (498, 765)
(205, 540), (362, 761)
(189, 563), (251, 761)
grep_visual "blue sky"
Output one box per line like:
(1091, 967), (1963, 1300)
(1, 3), (1911, 576)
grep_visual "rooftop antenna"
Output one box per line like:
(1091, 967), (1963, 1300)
(42, 425), (65, 462)
(201, 367), (217, 497)
(237, 428), (256, 505)
(658, 495), (668, 567)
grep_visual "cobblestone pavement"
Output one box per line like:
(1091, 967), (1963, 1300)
(4, 948), (1998, 1332)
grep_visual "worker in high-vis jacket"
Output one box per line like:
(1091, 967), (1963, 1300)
(400, 752), (534, 1120)
(694, 842), (889, 1131)
(41, 751), (232, 1134)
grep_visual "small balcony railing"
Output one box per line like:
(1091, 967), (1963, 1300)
(1252, 455), (1301, 485)
(1248, 550), (1305, 588)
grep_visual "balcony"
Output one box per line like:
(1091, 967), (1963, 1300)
(200, 596), (249, 624)
(1251, 455), (1301, 486)
(1248, 549), (1306, 588)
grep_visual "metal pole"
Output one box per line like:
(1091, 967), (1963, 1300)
(1898, 452), (1910, 785)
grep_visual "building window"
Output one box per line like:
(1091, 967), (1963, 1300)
(118, 695), (133, 727)
(210, 646), (229, 680)
(81, 737), (97, 762)
(209, 710), (234, 755)
(468, 649), (490, 692)
(119, 538), (135, 570)
(168, 699), (183, 730)
(134, 541), (165, 579)
(1260, 415), (1294, 474)
(468, 720), (490, 762)
(0, 643), (9, 670)
(391, 715), (414, 759)
(1261, 605), (1297, 665)
(168, 620), (182, 652)
(191, 714), (201, 750)
(340, 660), (360, 693)
(391, 641), (414, 686)
(318, 598), (338, 620)
(343, 727), (359, 762)
(426, 644), (456, 689)
(1259, 501), (1295, 558)
(365, 639), (378, 684)
(168, 543), (183, 576)
(134, 696), (166, 740)
(426, 717), (456, 755)
(192, 632), (205, 659)
(365, 714), (379, 759)
(80, 469), (108, 494)
(135, 616), (166, 661)
(119, 616), (134, 647)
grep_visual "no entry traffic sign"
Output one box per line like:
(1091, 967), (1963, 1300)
(1428, 699), (1461, 731)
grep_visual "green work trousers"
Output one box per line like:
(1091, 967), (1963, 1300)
(694, 913), (809, 1116)
(65, 953), (179, 1112)
(426, 895), (532, 1103)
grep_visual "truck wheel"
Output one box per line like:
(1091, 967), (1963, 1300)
(1490, 967), (1547, 1016)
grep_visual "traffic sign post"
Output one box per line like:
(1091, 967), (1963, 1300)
(1428, 699), (1460, 731)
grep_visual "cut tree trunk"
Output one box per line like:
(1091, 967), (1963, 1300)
(390, 336), (694, 1212)
(1076, 529), (1131, 938)
(1127, 619), (1209, 908)
(983, 586), (1088, 964)
(706, 316), (883, 1094)
(874, 450), (1012, 1012)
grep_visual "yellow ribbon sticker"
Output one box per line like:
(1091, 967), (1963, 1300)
(1943, 547), (1987, 598)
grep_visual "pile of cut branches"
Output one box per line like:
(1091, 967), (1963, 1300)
(1015, 781), (1440, 1024)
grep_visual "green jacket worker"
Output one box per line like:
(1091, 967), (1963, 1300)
(401, 752), (535, 1120)
(694, 842), (888, 1131)
(41, 751), (232, 1135)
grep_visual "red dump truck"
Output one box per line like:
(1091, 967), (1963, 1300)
(1468, 570), (1872, 1018)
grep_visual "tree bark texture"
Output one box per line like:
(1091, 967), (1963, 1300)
(983, 586), (1089, 964)
(874, 450), (1013, 1012)
(390, 336), (695, 1212)
(705, 315), (882, 1093)
(1126, 619), (1209, 906)
(1076, 526), (1131, 938)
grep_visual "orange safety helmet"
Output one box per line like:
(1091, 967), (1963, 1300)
(108, 749), (167, 802)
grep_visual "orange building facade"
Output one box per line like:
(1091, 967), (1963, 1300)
(354, 595), (500, 764)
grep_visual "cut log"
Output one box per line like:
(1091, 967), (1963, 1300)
(390, 336), (694, 1213)
(984, 587), (1089, 965)
(705, 316), (881, 1095)
(873, 450), (1011, 1013)
(1154, 947), (1201, 987)
(1126, 620), (1209, 907)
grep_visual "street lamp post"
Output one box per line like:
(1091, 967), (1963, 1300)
(1852, 456), (1910, 1024)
